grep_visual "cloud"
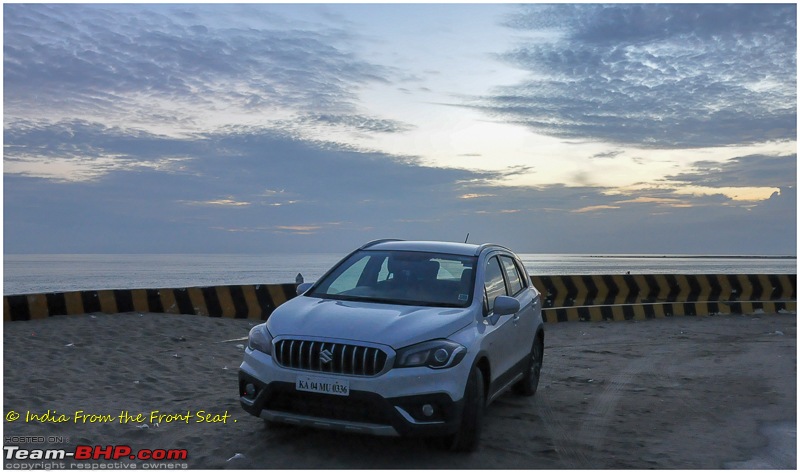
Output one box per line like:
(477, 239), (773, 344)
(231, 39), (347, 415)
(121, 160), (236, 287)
(664, 154), (796, 189)
(297, 114), (414, 134)
(3, 4), (402, 136)
(5, 126), (795, 255)
(3, 4), (795, 256)
(571, 204), (620, 213)
(474, 4), (796, 148)
(3, 121), (494, 252)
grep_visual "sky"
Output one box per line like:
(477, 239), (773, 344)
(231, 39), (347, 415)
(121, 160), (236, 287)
(3, 3), (797, 255)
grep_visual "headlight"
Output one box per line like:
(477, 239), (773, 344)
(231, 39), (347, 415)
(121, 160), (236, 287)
(395, 340), (466, 369)
(247, 324), (273, 355)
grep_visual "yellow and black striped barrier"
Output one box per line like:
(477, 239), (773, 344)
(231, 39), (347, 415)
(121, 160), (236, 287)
(3, 284), (297, 322)
(531, 274), (796, 308)
(3, 274), (796, 323)
(542, 300), (797, 323)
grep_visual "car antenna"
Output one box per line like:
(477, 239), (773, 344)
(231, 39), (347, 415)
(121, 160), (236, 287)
(464, 232), (470, 243)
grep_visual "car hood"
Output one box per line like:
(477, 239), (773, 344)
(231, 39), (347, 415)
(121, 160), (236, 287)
(266, 296), (474, 349)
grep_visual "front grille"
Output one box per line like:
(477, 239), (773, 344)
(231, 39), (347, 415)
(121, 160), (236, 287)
(274, 339), (388, 376)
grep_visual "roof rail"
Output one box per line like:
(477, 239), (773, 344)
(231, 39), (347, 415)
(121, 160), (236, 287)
(360, 238), (404, 249)
(473, 243), (513, 256)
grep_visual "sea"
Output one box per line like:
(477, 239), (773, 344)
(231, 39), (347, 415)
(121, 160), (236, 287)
(3, 253), (796, 296)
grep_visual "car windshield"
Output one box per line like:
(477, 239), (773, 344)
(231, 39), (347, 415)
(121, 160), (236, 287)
(307, 250), (477, 308)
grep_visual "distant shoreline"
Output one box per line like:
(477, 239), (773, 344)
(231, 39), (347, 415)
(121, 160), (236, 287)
(580, 255), (797, 260)
(3, 253), (797, 259)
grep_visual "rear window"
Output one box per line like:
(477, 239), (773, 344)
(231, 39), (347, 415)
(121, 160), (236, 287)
(500, 256), (524, 295)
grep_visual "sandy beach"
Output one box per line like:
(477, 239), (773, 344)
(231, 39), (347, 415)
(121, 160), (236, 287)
(3, 312), (796, 469)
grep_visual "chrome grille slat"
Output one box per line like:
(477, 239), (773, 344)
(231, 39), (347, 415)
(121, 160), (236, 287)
(274, 339), (388, 376)
(297, 341), (304, 366)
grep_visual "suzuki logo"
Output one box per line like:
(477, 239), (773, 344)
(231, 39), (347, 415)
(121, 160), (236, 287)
(319, 349), (333, 364)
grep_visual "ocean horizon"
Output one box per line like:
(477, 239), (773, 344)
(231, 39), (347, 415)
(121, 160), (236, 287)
(4, 253), (796, 296)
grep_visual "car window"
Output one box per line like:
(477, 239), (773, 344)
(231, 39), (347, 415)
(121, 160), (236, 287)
(326, 254), (371, 294)
(310, 250), (476, 308)
(500, 256), (523, 295)
(484, 256), (506, 312)
(516, 258), (529, 288)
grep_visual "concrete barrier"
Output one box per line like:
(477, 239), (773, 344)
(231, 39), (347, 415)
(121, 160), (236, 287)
(3, 284), (297, 322)
(531, 274), (796, 308)
(544, 301), (797, 323)
(3, 274), (796, 323)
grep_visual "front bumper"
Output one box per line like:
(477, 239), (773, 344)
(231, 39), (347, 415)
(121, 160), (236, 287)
(238, 348), (468, 437)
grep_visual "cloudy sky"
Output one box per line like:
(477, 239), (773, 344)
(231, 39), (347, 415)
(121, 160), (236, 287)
(3, 3), (797, 255)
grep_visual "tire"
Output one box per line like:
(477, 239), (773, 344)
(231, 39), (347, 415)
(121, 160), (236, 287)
(443, 366), (485, 452)
(514, 333), (543, 397)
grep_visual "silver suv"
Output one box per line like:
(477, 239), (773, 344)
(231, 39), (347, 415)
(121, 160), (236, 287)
(238, 240), (544, 451)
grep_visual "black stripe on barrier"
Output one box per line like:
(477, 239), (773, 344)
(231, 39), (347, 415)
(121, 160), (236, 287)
(7, 295), (30, 321)
(767, 275), (781, 300)
(643, 274), (659, 303)
(82, 291), (101, 313)
(114, 290), (134, 313)
(173, 289), (194, 315)
(280, 284), (297, 303)
(665, 275), (681, 302)
(201, 287), (222, 317)
(747, 275), (763, 300)
(583, 275), (599, 306)
(562, 276), (578, 306)
(146, 289), (164, 313)
(624, 275), (639, 304)
(46, 293), (68, 316)
(228, 285), (250, 319)
(622, 304), (635, 320)
(706, 275), (722, 304)
(535, 276), (553, 308)
(686, 276), (701, 302)
(254, 285), (277, 319)
(726, 275), (742, 301)
(642, 303), (656, 319)
(601, 275), (616, 305)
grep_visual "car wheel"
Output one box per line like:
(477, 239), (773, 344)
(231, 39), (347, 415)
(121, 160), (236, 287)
(515, 333), (543, 397)
(442, 366), (485, 452)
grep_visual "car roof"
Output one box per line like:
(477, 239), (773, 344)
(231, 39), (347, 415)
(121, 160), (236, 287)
(360, 239), (512, 257)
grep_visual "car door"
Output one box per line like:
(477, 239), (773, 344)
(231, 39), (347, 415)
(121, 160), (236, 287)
(480, 254), (520, 393)
(499, 255), (537, 366)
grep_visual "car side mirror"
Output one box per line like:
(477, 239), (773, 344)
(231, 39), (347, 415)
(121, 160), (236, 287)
(297, 282), (314, 296)
(493, 295), (520, 316)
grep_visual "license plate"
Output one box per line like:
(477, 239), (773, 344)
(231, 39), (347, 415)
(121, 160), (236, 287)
(296, 375), (350, 397)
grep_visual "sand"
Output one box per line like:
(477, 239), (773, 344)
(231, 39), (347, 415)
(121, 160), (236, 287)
(2, 312), (796, 469)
